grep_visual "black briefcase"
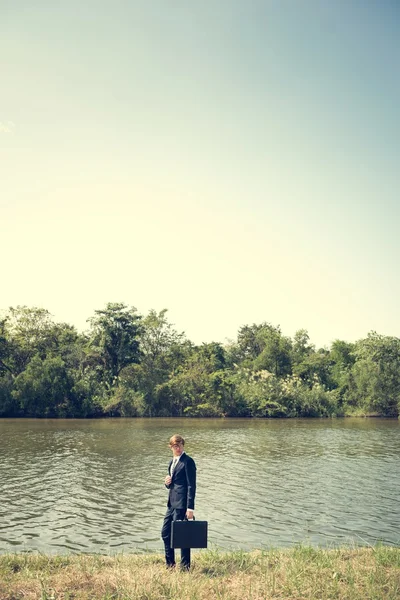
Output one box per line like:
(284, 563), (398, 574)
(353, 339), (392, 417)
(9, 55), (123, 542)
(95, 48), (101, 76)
(171, 518), (208, 549)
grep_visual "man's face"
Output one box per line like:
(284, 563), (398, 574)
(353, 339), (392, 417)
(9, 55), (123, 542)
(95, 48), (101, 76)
(170, 442), (184, 457)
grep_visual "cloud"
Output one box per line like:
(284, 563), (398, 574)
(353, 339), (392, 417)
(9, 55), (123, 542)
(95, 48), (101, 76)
(0, 121), (15, 133)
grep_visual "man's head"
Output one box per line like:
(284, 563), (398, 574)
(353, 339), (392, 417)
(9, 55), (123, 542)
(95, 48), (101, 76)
(169, 434), (185, 457)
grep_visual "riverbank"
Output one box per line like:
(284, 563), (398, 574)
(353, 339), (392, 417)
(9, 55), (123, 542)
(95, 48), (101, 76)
(1, 546), (399, 599)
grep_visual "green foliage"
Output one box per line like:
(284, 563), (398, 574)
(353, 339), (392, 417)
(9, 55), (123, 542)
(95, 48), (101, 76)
(254, 328), (292, 377)
(236, 323), (266, 361)
(292, 349), (334, 389)
(291, 329), (314, 364)
(128, 309), (189, 415)
(12, 355), (74, 417)
(4, 306), (57, 374)
(233, 369), (339, 417)
(345, 333), (400, 415)
(0, 305), (398, 418)
(103, 387), (146, 417)
(70, 371), (107, 417)
(87, 302), (142, 385)
(237, 323), (292, 376)
(0, 318), (14, 377)
(280, 375), (339, 417)
(234, 368), (289, 417)
(0, 373), (17, 416)
(329, 339), (356, 403)
(158, 342), (236, 417)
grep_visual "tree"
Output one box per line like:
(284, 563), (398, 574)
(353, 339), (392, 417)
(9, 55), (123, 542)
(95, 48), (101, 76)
(158, 342), (227, 417)
(253, 325), (292, 377)
(236, 324), (266, 362)
(329, 339), (356, 400)
(0, 373), (16, 416)
(4, 306), (56, 374)
(233, 368), (289, 417)
(87, 303), (142, 387)
(291, 329), (314, 367)
(12, 356), (74, 417)
(237, 322), (292, 376)
(292, 348), (334, 389)
(137, 309), (187, 389)
(347, 332), (400, 416)
(0, 318), (14, 377)
(115, 309), (190, 416)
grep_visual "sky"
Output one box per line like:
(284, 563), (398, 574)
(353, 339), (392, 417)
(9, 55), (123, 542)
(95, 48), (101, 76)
(1, 0), (399, 349)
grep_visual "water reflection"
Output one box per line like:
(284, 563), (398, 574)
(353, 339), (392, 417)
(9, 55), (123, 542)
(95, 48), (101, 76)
(0, 418), (399, 554)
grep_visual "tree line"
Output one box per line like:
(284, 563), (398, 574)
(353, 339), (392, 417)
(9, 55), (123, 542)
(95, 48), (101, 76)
(0, 303), (399, 418)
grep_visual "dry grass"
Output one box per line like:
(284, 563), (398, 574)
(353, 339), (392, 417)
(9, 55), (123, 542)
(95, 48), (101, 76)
(0, 546), (399, 600)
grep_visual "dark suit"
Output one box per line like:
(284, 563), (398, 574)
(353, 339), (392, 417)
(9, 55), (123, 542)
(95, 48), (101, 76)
(161, 452), (196, 569)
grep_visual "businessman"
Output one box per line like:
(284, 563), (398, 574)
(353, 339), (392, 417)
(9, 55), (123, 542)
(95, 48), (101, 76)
(161, 434), (196, 570)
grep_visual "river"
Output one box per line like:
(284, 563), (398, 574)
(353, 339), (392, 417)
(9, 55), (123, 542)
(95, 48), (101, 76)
(0, 417), (399, 554)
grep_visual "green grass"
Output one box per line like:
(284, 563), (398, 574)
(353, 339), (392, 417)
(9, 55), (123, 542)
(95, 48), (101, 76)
(0, 546), (399, 599)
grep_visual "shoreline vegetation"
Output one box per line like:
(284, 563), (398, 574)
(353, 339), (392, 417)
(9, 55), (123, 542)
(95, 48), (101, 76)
(1, 303), (400, 420)
(0, 547), (399, 599)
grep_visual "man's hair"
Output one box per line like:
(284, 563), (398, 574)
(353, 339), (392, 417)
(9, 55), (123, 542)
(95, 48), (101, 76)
(169, 434), (185, 446)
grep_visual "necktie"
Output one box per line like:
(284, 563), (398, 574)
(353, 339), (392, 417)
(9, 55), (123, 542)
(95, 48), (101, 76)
(171, 458), (178, 476)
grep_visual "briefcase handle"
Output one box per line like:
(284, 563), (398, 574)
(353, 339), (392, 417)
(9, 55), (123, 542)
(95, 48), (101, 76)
(184, 515), (195, 521)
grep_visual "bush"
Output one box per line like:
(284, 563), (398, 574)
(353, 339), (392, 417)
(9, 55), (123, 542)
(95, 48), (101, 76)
(103, 387), (146, 417)
(0, 373), (18, 416)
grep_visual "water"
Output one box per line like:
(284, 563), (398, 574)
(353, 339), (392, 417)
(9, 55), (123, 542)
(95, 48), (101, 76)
(1, 417), (399, 554)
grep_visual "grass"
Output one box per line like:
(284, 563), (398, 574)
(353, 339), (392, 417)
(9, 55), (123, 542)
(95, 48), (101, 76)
(0, 546), (399, 599)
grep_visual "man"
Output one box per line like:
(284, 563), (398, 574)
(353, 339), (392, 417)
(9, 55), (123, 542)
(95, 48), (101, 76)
(161, 434), (196, 570)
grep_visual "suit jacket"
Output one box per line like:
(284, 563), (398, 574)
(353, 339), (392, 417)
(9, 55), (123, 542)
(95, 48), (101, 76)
(166, 452), (196, 511)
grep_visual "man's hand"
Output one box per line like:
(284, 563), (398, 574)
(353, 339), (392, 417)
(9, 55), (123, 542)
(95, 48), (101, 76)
(186, 509), (194, 520)
(165, 475), (172, 486)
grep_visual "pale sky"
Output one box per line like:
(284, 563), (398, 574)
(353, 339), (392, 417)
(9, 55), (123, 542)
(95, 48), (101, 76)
(1, 1), (399, 349)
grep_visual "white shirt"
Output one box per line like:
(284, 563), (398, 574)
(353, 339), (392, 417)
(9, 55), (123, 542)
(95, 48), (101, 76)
(170, 451), (183, 474)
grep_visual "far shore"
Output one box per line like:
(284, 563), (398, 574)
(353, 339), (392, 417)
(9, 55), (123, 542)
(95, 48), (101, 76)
(1, 411), (399, 420)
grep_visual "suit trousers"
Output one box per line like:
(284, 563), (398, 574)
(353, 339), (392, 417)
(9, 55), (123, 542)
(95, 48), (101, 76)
(161, 507), (190, 569)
